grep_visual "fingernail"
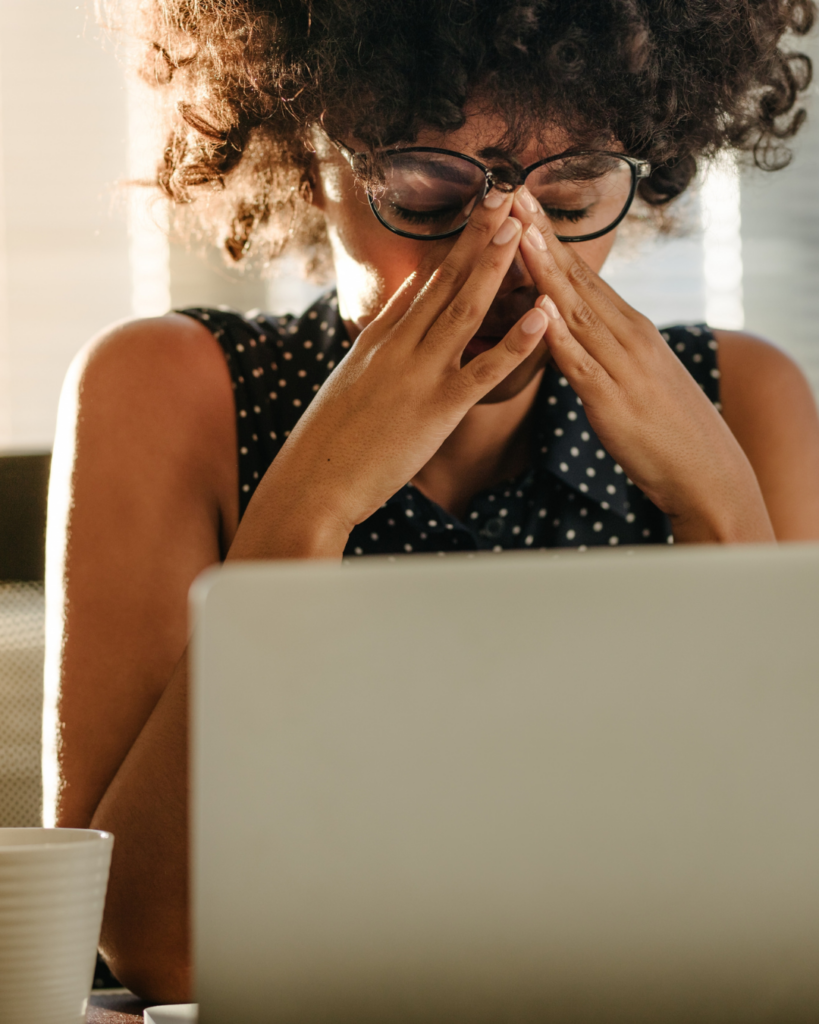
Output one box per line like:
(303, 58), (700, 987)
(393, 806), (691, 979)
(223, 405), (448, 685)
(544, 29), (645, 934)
(537, 294), (560, 319)
(518, 187), (540, 214)
(483, 189), (506, 209)
(521, 308), (549, 335)
(526, 223), (547, 251)
(492, 217), (520, 246)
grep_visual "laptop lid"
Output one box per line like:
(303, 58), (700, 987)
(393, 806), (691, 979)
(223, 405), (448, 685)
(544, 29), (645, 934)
(191, 545), (819, 1023)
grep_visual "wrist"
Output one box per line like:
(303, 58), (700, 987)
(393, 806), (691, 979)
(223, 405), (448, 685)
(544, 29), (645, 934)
(227, 480), (352, 562)
(669, 484), (776, 545)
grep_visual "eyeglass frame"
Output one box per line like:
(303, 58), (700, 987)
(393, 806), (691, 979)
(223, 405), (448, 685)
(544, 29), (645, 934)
(331, 140), (652, 244)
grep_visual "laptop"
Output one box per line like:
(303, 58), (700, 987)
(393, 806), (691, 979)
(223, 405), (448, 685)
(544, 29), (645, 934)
(190, 544), (819, 1023)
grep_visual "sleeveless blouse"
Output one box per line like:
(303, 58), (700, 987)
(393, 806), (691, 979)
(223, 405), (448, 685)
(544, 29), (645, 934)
(178, 291), (721, 557)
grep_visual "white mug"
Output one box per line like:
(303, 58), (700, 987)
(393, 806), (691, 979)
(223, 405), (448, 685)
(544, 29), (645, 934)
(0, 828), (114, 1024)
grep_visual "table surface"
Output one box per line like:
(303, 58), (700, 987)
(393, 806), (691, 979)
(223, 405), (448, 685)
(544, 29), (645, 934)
(88, 990), (149, 1023)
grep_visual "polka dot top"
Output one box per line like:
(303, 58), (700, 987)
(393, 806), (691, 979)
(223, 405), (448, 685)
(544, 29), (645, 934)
(178, 291), (721, 556)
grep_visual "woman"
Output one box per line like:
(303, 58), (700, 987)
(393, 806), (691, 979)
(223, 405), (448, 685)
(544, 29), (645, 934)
(47, 0), (819, 1002)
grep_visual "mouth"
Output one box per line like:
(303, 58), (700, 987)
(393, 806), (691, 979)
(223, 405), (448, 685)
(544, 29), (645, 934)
(463, 335), (503, 359)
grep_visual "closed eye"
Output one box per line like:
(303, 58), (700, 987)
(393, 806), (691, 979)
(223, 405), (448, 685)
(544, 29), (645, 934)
(542, 206), (592, 224)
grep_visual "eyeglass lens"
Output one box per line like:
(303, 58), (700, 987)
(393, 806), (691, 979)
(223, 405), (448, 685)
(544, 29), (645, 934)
(369, 151), (634, 240)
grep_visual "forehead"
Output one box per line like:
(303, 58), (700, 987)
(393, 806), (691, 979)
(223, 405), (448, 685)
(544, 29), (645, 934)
(412, 109), (580, 167)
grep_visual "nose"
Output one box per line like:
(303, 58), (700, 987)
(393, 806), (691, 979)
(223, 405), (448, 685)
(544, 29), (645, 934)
(495, 239), (537, 299)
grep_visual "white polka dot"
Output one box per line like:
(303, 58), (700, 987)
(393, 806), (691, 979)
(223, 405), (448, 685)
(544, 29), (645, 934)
(354, 547), (363, 555)
(596, 449), (605, 459)
(308, 310), (318, 319)
(554, 428), (564, 437)
(586, 467), (596, 477)
(579, 482), (588, 492)
(614, 464), (623, 474)
(667, 534), (675, 545)
(470, 511), (479, 519)
(710, 368), (720, 379)
(559, 376), (569, 387)
(445, 523), (454, 530)
(236, 343), (245, 352)
(269, 392), (277, 400)
(499, 508), (508, 517)
(404, 543), (413, 552)
(560, 462), (569, 472)
(566, 529), (576, 540)
(493, 545), (502, 553)
(239, 409), (247, 417)
(293, 399), (302, 407)
(304, 340), (313, 348)
(609, 536), (619, 546)
(570, 447), (579, 457)
(548, 395), (557, 405)
(298, 369), (307, 378)
(512, 525), (521, 535)
(316, 353), (324, 361)
(581, 431), (590, 441)
(370, 533), (379, 541)
(524, 535), (534, 546)
(567, 410), (577, 421)
(693, 353), (702, 363)
(269, 431), (277, 440)
(626, 512), (636, 523)
(593, 522), (603, 532)
(405, 508), (414, 517)
(240, 446), (248, 454)
(675, 341), (685, 352)
(428, 520), (438, 527)
(283, 352), (293, 360)
(606, 484), (616, 494)
(642, 528), (651, 537)
(538, 508), (547, 517)
(600, 501), (610, 510)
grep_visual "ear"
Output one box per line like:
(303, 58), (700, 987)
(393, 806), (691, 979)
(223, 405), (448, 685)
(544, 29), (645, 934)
(305, 152), (327, 212)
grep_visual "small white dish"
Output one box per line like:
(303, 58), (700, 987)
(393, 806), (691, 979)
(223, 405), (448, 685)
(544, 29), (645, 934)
(144, 1004), (198, 1024)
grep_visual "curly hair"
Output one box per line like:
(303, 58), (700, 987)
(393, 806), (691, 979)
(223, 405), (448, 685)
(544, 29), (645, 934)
(114, 0), (816, 266)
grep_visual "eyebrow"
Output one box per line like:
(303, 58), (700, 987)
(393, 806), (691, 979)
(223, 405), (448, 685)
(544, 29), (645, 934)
(475, 146), (525, 173)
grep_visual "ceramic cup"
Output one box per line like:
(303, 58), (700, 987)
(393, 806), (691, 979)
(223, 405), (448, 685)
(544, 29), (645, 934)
(0, 828), (114, 1024)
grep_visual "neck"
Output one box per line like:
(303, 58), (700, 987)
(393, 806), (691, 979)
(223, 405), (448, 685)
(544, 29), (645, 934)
(412, 371), (543, 520)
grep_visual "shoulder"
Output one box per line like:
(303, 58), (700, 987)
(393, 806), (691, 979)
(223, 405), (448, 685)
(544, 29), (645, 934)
(711, 329), (819, 540)
(713, 328), (814, 405)
(58, 313), (238, 536)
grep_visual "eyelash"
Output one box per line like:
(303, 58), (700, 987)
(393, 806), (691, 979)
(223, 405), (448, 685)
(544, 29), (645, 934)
(542, 206), (591, 223)
(388, 203), (461, 224)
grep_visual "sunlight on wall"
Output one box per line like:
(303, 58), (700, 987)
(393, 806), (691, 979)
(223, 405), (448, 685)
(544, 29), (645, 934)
(701, 156), (745, 330)
(126, 64), (171, 318)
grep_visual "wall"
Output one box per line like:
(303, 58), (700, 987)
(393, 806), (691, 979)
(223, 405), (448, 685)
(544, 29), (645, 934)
(0, 8), (816, 453)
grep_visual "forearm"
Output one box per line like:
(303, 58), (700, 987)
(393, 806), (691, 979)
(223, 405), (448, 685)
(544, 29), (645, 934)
(90, 656), (191, 1003)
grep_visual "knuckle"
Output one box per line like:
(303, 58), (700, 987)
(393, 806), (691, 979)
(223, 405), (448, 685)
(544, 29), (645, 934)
(464, 213), (495, 241)
(430, 261), (462, 291)
(565, 259), (592, 290)
(566, 300), (599, 333)
(443, 296), (478, 331)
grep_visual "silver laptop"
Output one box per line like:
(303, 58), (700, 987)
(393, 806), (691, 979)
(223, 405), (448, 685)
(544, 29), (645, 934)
(190, 544), (819, 1023)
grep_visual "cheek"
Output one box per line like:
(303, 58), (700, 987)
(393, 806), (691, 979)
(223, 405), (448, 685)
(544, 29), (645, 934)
(566, 231), (618, 273)
(326, 184), (455, 328)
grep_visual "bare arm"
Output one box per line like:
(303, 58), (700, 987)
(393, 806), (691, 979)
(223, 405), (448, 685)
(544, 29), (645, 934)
(716, 330), (819, 540)
(47, 313), (239, 1000)
(47, 189), (544, 1001)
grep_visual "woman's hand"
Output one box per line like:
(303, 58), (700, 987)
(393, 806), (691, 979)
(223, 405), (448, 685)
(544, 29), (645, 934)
(511, 188), (775, 544)
(230, 190), (550, 560)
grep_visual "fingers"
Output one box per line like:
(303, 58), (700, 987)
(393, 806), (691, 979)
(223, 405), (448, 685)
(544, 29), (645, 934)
(370, 244), (449, 334)
(512, 188), (638, 329)
(535, 299), (613, 399)
(457, 305), (548, 398)
(421, 214), (525, 357)
(400, 190), (519, 337)
(516, 215), (628, 372)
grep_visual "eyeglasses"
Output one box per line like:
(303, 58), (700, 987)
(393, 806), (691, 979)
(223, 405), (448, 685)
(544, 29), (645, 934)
(334, 142), (651, 243)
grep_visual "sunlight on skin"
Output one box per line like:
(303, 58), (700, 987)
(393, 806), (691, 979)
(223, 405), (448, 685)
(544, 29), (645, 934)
(312, 118), (618, 403)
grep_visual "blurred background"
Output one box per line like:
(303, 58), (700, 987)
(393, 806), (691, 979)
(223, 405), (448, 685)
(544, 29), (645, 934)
(0, 3), (817, 452)
(0, 1), (817, 828)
